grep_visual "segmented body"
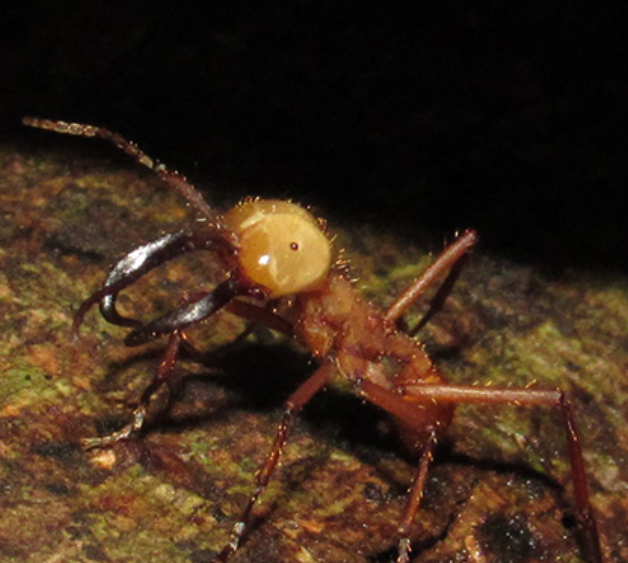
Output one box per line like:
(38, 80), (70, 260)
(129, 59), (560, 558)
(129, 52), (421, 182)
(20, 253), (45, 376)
(23, 116), (603, 563)
(295, 272), (453, 451)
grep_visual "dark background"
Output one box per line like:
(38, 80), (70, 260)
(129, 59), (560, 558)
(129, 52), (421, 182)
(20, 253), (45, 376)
(1, 2), (625, 270)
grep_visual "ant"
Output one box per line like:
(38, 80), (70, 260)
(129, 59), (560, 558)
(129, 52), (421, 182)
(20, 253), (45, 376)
(23, 117), (602, 563)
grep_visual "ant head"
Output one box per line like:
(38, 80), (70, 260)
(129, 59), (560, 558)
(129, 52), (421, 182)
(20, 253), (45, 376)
(223, 199), (332, 298)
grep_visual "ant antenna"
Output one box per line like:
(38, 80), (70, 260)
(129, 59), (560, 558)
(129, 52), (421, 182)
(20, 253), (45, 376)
(22, 117), (218, 222)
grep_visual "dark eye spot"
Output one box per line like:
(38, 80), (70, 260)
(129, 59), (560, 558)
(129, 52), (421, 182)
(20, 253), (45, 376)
(290, 242), (299, 251)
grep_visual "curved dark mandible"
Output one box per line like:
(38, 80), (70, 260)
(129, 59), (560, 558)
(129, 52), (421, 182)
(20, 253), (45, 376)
(73, 230), (234, 334)
(123, 277), (243, 347)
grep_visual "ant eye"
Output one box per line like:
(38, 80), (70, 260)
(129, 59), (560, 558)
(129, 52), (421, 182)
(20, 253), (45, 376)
(224, 199), (332, 297)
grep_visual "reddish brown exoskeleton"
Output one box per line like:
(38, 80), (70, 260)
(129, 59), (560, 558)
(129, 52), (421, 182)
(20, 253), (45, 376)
(23, 117), (602, 563)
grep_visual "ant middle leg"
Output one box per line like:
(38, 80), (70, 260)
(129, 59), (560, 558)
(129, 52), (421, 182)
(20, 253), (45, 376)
(213, 361), (333, 563)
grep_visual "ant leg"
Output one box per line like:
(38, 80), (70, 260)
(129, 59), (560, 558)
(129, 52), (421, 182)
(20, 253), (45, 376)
(397, 431), (437, 563)
(358, 381), (602, 563)
(82, 283), (254, 448)
(82, 292), (294, 447)
(22, 117), (218, 221)
(407, 254), (468, 336)
(213, 362), (334, 563)
(82, 330), (183, 449)
(385, 229), (478, 325)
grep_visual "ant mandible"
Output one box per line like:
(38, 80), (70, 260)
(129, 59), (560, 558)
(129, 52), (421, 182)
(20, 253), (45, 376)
(23, 117), (602, 563)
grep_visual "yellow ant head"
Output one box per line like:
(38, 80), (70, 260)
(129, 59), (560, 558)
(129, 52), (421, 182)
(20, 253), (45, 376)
(223, 199), (332, 298)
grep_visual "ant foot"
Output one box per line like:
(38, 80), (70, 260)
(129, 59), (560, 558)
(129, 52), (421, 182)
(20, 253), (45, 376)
(396, 537), (411, 563)
(81, 406), (147, 450)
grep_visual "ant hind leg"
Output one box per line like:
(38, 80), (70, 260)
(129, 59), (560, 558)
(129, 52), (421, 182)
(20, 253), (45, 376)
(396, 431), (437, 563)
(359, 380), (602, 563)
(385, 229), (478, 327)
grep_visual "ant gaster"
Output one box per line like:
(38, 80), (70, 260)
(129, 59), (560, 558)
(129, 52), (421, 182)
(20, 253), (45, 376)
(23, 117), (602, 563)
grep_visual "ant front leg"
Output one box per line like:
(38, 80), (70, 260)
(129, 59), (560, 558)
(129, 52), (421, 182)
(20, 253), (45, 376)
(82, 279), (248, 449)
(82, 329), (183, 449)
